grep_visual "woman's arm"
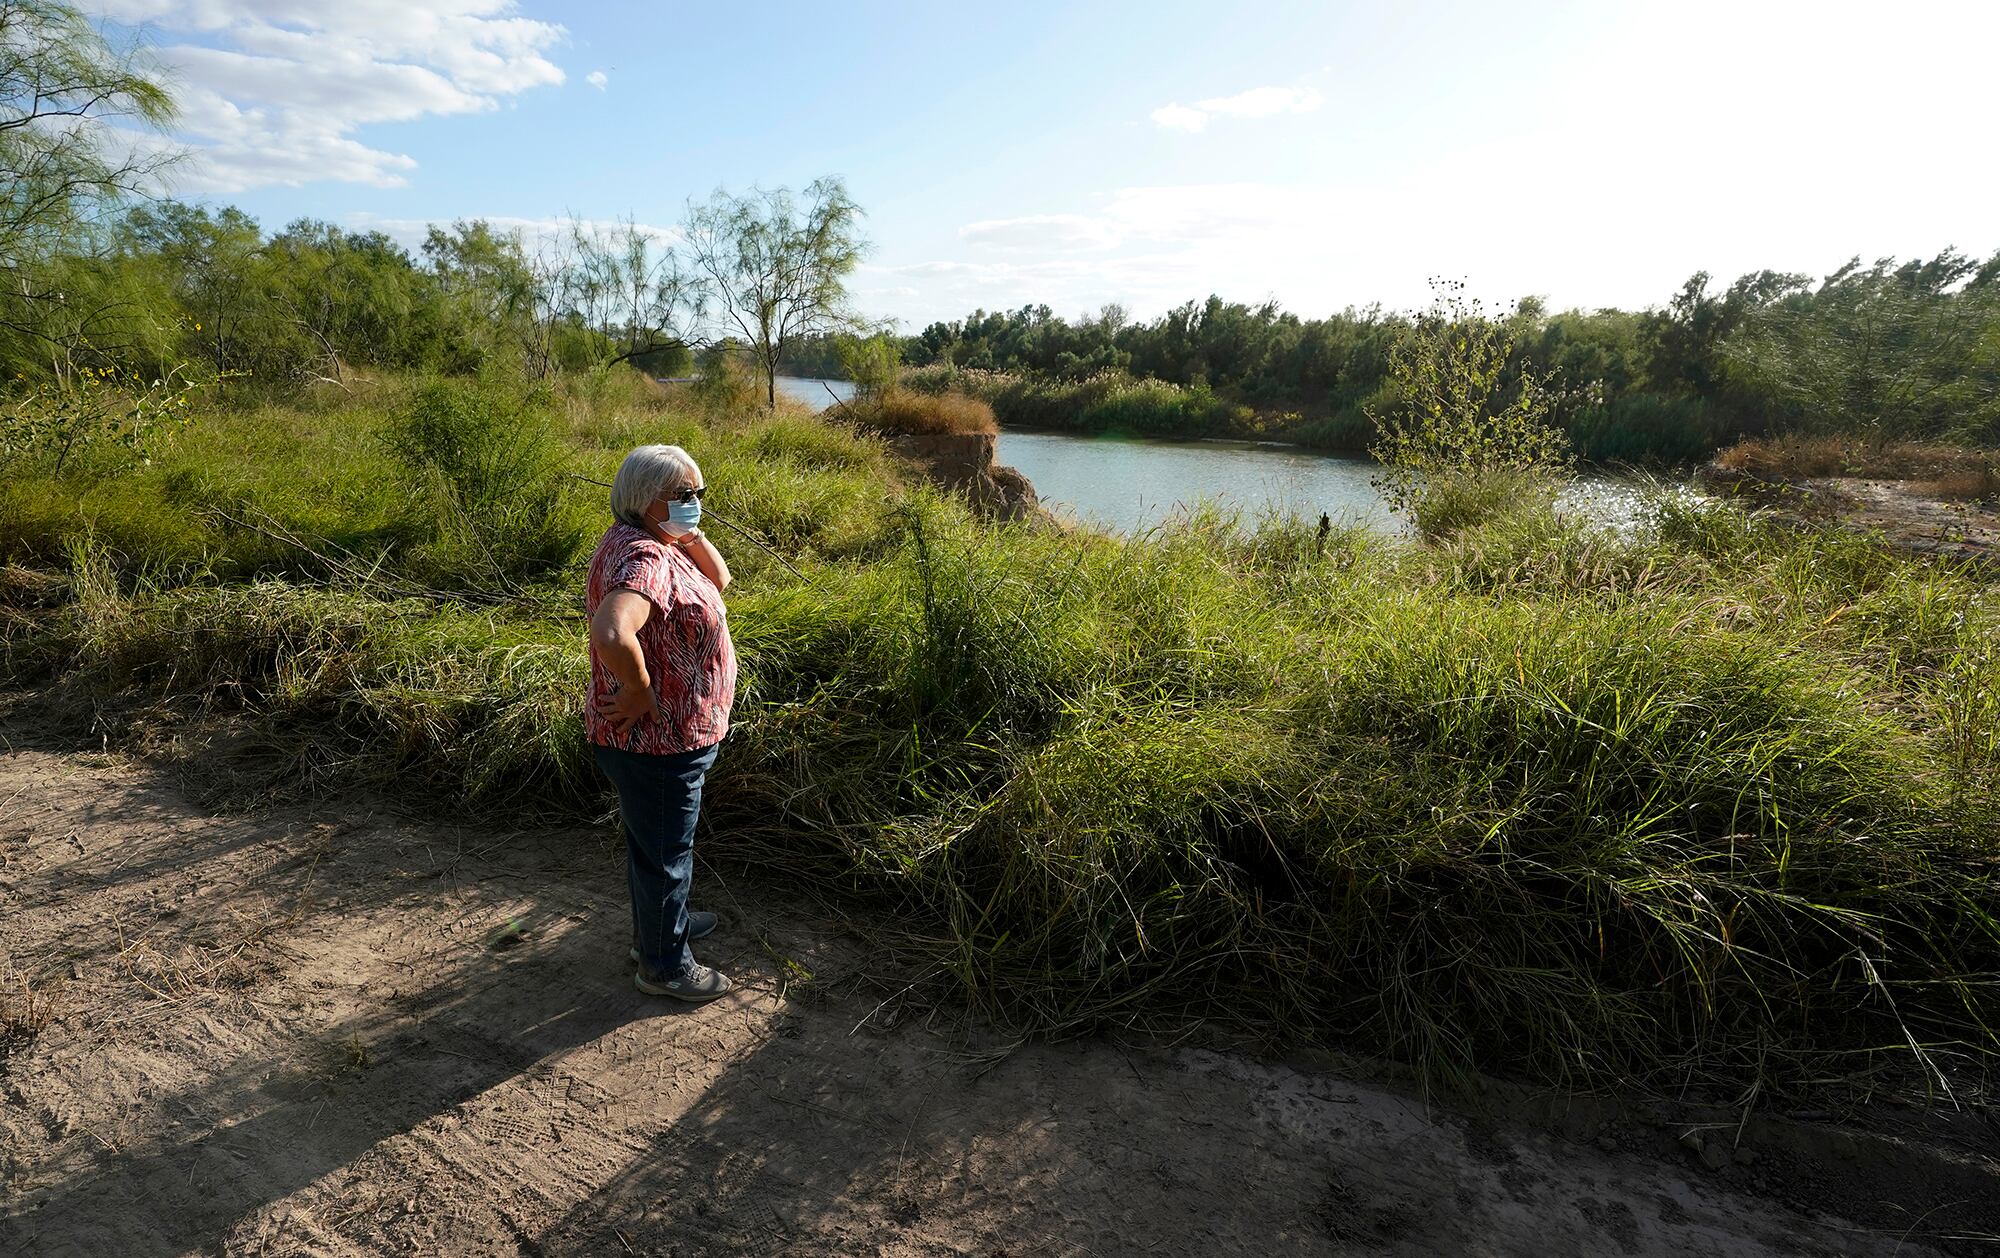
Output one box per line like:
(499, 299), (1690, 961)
(590, 589), (660, 734)
(675, 530), (731, 593)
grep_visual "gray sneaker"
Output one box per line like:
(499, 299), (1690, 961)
(629, 912), (716, 963)
(635, 961), (732, 1003)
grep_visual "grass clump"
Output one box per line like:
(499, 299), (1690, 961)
(1401, 466), (1556, 541)
(3, 370), (1998, 1104)
(842, 388), (997, 437)
(380, 379), (594, 591)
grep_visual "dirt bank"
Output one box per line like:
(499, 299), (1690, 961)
(1, 740), (1993, 1256)
(1699, 464), (2000, 567)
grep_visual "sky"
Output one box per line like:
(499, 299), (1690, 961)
(89, 0), (2000, 332)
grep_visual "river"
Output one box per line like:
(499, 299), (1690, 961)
(773, 376), (1654, 535)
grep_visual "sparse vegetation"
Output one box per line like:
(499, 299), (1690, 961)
(0, 976), (58, 1071)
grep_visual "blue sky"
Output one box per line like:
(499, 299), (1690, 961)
(95, 0), (2000, 330)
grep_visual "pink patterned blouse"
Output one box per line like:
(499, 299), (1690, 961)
(585, 523), (737, 754)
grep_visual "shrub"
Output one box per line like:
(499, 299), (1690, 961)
(0, 363), (208, 475)
(902, 367), (1248, 439)
(379, 379), (590, 588)
(1370, 282), (1582, 538)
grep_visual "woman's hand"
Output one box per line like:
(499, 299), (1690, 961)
(591, 590), (656, 734)
(674, 530), (732, 593)
(595, 680), (662, 736)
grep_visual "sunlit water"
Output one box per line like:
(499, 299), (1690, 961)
(776, 375), (856, 408)
(777, 376), (1662, 536)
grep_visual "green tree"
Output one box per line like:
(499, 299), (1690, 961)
(684, 177), (867, 408)
(1, 0), (177, 378)
(266, 219), (428, 381)
(835, 330), (901, 397)
(119, 201), (263, 373)
(569, 214), (701, 370)
(421, 219), (539, 374)
(1369, 280), (1583, 537)
(1724, 250), (2000, 443)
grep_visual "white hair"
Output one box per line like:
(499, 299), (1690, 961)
(610, 444), (699, 528)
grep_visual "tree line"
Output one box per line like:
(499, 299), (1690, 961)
(879, 254), (2000, 459)
(3, 3), (871, 413)
(2, 191), (870, 405)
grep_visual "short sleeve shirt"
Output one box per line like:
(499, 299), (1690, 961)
(585, 523), (737, 754)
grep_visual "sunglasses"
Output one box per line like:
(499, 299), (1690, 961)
(670, 485), (707, 504)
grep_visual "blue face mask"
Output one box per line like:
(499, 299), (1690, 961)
(666, 499), (702, 530)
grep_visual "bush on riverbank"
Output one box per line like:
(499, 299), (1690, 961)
(839, 388), (997, 437)
(3, 377), (1997, 1103)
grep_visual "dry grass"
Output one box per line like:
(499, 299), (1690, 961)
(1718, 434), (2000, 484)
(1924, 466), (2000, 502)
(843, 388), (998, 437)
(0, 976), (59, 1068)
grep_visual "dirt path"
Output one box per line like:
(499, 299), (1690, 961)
(0, 744), (1984, 1256)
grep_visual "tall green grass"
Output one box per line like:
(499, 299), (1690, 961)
(3, 377), (1997, 1102)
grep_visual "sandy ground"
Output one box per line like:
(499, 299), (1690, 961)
(1, 742), (1993, 1257)
(1809, 478), (2000, 564)
(1698, 465), (2000, 567)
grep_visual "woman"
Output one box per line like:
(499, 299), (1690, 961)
(587, 444), (737, 1002)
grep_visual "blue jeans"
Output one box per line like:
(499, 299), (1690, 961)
(593, 740), (720, 980)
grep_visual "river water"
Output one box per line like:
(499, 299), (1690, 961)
(774, 375), (1654, 535)
(997, 431), (1393, 532)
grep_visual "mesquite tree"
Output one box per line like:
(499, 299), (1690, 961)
(683, 178), (867, 408)
(570, 214), (703, 371)
(2, 0), (177, 361)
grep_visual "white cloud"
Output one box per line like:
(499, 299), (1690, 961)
(1200, 85), (1324, 120)
(585, 69), (608, 90)
(952, 185), (1317, 261)
(1148, 103), (1209, 133)
(889, 176), (1616, 328)
(92, 1), (567, 191)
(958, 213), (1119, 252)
(1150, 84), (1324, 133)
